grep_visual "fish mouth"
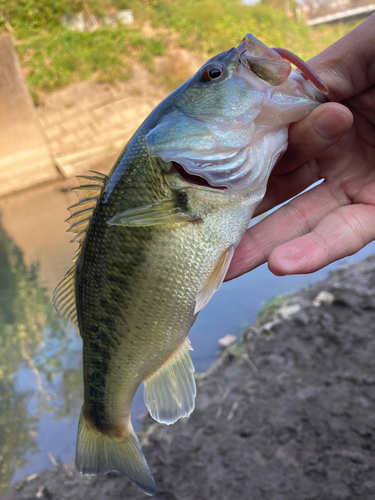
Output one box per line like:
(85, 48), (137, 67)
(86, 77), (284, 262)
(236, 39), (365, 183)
(235, 36), (292, 87)
(171, 161), (227, 190)
(236, 34), (328, 97)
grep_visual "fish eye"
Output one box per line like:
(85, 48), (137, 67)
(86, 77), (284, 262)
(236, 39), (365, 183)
(200, 63), (224, 82)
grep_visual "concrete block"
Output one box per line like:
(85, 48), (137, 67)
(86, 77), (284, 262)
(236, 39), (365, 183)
(45, 125), (62, 140)
(49, 140), (63, 155)
(77, 127), (95, 141)
(107, 113), (124, 127)
(0, 35), (60, 196)
(62, 105), (79, 119)
(44, 111), (63, 127)
(95, 103), (116, 117)
(60, 132), (78, 150)
(78, 113), (94, 127)
(61, 117), (81, 134)
(77, 97), (96, 112)
(56, 144), (116, 177)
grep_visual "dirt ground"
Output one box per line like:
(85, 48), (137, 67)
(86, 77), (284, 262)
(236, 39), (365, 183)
(3, 256), (375, 500)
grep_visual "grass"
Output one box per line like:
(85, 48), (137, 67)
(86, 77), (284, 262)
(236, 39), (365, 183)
(257, 293), (287, 321)
(136, 0), (362, 61)
(224, 341), (244, 361)
(222, 293), (292, 364)
(140, 0), (315, 59)
(16, 26), (165, 93)
(309, 18), (363, 56)
(0, 0), (365, 94)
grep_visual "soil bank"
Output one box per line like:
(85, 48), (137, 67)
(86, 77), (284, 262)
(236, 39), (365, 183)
(3, 256), (375, 500)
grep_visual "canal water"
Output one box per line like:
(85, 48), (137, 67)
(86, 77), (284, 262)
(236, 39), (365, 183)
(0, 176), (374, 490)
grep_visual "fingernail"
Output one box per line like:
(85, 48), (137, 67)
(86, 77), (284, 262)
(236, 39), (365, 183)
(313, 109), (349, 140)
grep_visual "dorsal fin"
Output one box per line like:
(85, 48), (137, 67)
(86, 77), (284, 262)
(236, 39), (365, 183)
(53, 171), (108, 325)
(52, 266), (78, 325)
(66, 170), (107, 247)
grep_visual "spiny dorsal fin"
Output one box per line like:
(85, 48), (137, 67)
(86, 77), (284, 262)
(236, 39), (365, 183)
(52, 266), (78, 325)
(53, 171), (108, 325)
(67, 171), (107, 241)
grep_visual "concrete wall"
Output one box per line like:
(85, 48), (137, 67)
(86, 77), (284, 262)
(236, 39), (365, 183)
(0, 34), (60, 197)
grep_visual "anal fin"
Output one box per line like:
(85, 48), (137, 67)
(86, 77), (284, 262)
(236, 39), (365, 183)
(144, 338), (196, 425)
(195, 245), (235, 314)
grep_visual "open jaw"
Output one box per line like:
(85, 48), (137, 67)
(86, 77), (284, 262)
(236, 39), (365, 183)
(237, 34), (328, 96)
(171, 161), (228, 190)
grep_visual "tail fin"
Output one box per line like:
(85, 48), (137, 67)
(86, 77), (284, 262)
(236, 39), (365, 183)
(75, 410), (156, 496)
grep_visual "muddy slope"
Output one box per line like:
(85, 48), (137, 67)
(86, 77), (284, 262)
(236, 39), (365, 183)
(3, 256), (375, 500)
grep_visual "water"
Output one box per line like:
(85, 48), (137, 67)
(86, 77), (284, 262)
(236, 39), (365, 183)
(0, 178), (374, 490)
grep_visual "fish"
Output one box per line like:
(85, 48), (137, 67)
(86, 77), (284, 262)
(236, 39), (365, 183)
(53, 34), (326, 495)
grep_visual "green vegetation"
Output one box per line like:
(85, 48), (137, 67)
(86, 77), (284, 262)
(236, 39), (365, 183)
(0, 0), (115, 36)
(18, 27), (165, 92)
(257, 293), (287, 321)
(141, 0), (363, 59)
(0, 0), (363, 94)
(140, 0), (314, 59)
(223, 339), (244, 361)
(0, 0), (166, 92)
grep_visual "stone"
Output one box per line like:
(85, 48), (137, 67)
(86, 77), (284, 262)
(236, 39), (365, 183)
(0, 35), (60, 197)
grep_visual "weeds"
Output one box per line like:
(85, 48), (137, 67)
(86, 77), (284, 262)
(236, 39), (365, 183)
(0, 0), (107, 36)
(0, 0), (363, 94)
(257, 294), (287, 322)
(136, 0), (358, 61)
(153, 52), (195, 91)
(224, 341), (243, 360)
(15, 27), (166, 92)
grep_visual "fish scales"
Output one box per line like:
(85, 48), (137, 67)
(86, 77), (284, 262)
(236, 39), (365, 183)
(78, 145), (255, 428)
(54, 34), (326, 495)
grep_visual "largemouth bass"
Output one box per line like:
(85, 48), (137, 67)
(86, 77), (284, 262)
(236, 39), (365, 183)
(53, 34), (326, 495)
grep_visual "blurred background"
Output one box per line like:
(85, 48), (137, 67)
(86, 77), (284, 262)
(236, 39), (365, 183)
(0, 0), (374, 493)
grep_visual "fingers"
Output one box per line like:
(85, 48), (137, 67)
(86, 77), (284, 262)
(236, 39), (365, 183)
(254, 160), (320, 217)
(226, 180), (350, 280)
(269, 203), (375, 275)
(274, 103), (353, 176)
(252, 103), (353, 218)
(308, 14), (375, 101)
(347, 86), (375, 125)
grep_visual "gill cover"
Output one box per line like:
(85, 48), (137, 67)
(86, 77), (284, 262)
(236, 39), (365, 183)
(145, 34), (325, 193)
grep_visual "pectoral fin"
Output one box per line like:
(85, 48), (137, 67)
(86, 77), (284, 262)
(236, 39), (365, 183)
(195, 245), (235, 314)
(143, 338), (196, 425)
(107, 200), (198, 227)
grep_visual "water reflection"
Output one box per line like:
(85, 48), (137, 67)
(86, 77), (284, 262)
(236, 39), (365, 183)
(56, 364), (83, 421)
(0, 220), (81, 491)
(0, 374), (37, 492)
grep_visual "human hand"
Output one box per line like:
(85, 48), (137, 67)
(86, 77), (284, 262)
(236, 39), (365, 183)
(227, 14), (375, 280)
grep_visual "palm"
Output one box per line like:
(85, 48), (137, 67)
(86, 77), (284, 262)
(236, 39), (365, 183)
(226, 19), (375, 279)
